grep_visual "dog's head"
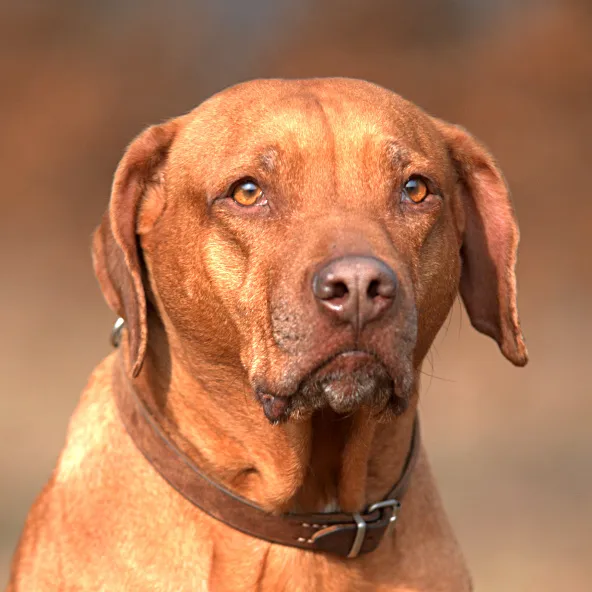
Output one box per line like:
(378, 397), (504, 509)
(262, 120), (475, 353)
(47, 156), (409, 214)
(93, 79), (527, 423)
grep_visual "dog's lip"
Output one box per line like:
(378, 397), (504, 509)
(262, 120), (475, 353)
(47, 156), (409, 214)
(254, 348), (401, 422)
(313, 349), (379, 374)
(332, 349), (374, 359)
(254, 349), (388, 400)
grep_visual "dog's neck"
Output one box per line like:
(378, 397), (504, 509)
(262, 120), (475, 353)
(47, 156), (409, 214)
(126, 324), (418, 515)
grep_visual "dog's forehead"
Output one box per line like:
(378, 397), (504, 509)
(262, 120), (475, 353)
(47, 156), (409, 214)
(171, 78), (448, 184)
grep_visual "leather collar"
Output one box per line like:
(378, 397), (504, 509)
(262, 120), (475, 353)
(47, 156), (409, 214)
(113, 334), (420, 559)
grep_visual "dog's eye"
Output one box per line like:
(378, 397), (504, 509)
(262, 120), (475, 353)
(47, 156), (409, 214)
(402, 177), (429, 203)
(231, 180), (265, 207)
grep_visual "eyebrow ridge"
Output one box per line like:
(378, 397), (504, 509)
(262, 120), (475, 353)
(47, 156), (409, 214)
(384, 140), (411, 166)
(258, 146), (281, 172)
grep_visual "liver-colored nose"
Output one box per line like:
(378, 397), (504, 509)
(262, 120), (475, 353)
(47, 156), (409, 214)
(312, 256), (397, 331)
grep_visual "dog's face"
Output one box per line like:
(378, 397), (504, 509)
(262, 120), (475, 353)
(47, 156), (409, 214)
(93, 79), (527, 423)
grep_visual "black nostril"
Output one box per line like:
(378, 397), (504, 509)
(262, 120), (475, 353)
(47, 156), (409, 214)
(329, 280), (348, 300)
(367, 279), (380, 299)
(313, 274), (349, 301)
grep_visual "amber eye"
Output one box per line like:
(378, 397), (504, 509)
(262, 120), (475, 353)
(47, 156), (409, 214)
(403, 177), (429, 203)
(231, 180), (264, 206)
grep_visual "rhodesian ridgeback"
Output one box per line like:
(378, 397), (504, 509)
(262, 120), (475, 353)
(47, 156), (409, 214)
(8, 78), (527, 591)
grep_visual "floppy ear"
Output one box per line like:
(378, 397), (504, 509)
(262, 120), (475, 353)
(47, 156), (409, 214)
(92, 119), (179, 377)
(434, 119), (528, 366)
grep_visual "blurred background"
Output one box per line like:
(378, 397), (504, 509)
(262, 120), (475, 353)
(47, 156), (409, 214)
(1, 0), (591, 589)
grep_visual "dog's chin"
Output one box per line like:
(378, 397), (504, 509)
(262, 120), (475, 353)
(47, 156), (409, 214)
(257, 351), (410, 424)
(303, 366), (393, 415)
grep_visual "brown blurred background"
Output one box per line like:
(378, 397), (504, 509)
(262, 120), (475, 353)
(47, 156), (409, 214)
(1, 1), (591, 589)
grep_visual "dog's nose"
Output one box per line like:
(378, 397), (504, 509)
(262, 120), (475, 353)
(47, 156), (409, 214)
(312, 256), (397, 331)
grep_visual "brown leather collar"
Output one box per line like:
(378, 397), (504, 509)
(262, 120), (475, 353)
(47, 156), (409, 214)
(113, 350), (420, 559)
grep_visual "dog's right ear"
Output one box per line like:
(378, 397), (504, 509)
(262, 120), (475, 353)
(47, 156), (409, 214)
(92, 119), (179, 377)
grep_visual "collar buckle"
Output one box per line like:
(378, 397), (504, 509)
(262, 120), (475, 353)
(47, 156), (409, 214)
(347, 499), (401, 558)
(347, 513), (367, 558)
(368, 498), (401, 536)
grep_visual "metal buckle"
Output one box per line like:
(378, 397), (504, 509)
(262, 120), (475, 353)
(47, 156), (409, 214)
(347, 499), (401, 559)
(368, 498), (401, 536)
(347, 513), (367, 558)
(111, 317), (125, 348)
(367, 498), (401, 522)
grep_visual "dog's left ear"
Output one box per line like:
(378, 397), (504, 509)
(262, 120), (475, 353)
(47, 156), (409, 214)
(92, 119), (180, 377)
(433, 118), (528, 366)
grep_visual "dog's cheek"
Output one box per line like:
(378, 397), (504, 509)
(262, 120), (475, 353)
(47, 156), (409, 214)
(137, 217), (240, 365)
(412, 221), (461, 363)
(202, 233), (247, 301)
(201, 231), (275, 366)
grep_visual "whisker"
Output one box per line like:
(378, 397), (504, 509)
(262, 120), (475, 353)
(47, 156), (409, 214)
(419, 370), (455, 383)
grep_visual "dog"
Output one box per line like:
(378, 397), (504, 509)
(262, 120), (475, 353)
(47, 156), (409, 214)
(7, 78), (527, 591)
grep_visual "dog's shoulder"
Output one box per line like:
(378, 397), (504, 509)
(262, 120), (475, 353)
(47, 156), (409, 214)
(54, 352), (120, 483)
(8, 354), (128, 588)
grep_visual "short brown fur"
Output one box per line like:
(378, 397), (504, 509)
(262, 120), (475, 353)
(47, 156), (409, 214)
(8, 78), (526, 591)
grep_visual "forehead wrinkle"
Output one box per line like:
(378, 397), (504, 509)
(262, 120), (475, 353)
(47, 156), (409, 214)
(258, 146), (280, 173)
(381, 140), (440, 180)
(212, 143), (282, 177)
(383, 140), (412, 169)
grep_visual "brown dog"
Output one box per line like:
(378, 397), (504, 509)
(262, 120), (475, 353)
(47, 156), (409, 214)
(8, 78), (527, 591)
